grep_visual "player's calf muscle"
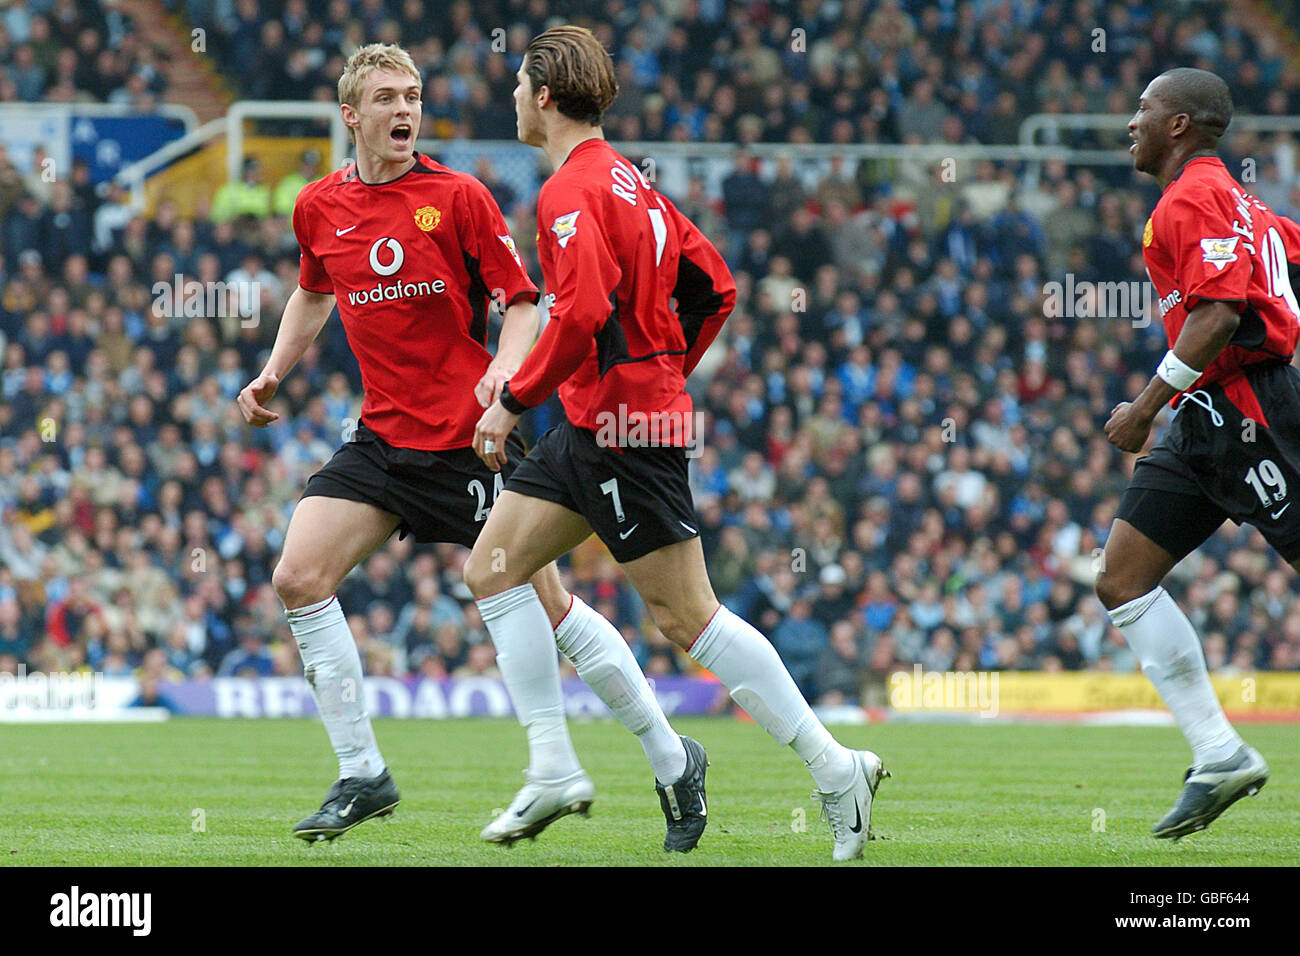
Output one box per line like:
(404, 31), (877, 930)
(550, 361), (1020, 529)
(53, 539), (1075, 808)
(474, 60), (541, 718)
(530, 564), (573, 627)
(622, 540), (721, 647)
(639, 581), (720, 647)
(645, 599), (718, 648)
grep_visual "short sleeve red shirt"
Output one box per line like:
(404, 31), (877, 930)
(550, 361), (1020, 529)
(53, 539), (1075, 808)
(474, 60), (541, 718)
(292, 153), (537, 450)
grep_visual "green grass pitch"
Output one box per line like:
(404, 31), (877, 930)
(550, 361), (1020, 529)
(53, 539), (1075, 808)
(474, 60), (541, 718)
(1, 718), (1295, 866)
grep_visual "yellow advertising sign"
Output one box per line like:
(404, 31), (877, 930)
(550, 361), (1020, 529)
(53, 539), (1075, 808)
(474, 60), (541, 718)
(887, 667), (1300, 715)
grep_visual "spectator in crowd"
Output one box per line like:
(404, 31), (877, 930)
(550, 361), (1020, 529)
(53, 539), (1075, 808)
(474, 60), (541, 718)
(816, 621), (866, 706)
(211, 158), (272, 224)
(721, 149), (768, 259)
(272, 150), (323, 218)
(772, 598), (829, 698)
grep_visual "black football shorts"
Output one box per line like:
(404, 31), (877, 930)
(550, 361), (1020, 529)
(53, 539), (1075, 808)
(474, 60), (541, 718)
(1117, 360), (1300, 563)
(301, 420), (526, 545)
(503, 419), (700, 563)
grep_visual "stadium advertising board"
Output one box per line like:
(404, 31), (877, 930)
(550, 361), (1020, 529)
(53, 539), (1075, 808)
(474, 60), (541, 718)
(887, 671), (1300, 719)
(7, 674), (1298, 721)
(153, 676), (730, 719)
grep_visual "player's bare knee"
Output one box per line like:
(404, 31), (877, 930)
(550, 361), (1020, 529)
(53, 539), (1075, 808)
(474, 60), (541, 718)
(1094, 568), (1124, 610)
(462, 552), (490, 598)
(1094, 568), (1115, 610)
(1094, 567), (1154, 611)
(463, 548), (517, 599)
(272, 561), (331, 610)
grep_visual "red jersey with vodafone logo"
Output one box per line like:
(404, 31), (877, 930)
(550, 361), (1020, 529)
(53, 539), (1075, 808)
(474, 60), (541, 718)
(293, 152), (537, 450)
(506, 138), (735, 443)
(1145, 156), (1300, 422)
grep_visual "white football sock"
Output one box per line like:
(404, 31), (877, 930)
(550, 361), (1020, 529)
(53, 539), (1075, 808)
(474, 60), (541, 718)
(1108, 586), (1242, 764)
(689, 605), (856, 792)
(554, 595), (687, 784)
(478, 583), (582, 780)
(286, 595), (386, 779)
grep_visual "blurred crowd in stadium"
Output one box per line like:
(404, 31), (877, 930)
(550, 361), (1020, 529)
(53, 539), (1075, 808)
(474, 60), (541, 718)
(4, 0), (1300, 706)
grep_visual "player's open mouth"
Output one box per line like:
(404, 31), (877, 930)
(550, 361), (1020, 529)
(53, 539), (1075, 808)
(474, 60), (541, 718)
(391, 125), (412, 147)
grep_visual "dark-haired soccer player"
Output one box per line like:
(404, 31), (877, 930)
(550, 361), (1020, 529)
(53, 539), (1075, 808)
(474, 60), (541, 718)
(466, 25), (888, 861)
(1099, 67), (1300, 837)
(238, 42), (693, 845)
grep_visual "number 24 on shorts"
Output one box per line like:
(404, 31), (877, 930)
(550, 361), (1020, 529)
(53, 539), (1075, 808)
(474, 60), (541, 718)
(468, 473), (504, 522)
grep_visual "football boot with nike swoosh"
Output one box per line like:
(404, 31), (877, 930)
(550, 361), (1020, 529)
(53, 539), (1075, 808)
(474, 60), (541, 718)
(293, 769), (400, 842)
(656, 736), (709, 852)
(480, 769), (595, 845)
(814, 750), (889, 861)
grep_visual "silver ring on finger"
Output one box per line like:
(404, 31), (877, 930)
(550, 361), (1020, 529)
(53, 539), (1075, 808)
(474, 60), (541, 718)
(483, 440), (497, 454)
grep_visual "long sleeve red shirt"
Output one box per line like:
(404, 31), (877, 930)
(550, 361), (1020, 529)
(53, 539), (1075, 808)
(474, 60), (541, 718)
(503, 139), (735, 445)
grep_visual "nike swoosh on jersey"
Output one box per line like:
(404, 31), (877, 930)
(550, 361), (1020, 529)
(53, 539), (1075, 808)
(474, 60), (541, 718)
(1272, 503), (1291, 519)
(679, 521), (697, 534)
(335, 225), (358, 236)
(618, 523), (640, 540)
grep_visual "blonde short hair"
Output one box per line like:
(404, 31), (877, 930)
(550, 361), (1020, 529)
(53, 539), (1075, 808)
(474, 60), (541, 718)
(337, 42), (421, 110)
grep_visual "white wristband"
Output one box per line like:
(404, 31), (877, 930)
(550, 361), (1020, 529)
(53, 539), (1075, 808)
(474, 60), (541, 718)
(1156, 350), (1201, 391)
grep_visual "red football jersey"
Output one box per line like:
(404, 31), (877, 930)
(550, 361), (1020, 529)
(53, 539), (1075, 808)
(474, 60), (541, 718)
(505, 138), (735, 443)
(1145, 156), (1300, 422)
(293, 152), (538, 450)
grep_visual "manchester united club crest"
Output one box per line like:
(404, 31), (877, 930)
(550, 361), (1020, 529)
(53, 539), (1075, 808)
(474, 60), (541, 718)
(414, 205), (441, 231)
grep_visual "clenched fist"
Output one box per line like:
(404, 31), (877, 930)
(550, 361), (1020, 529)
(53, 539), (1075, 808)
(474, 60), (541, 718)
(1103, 401), (1152, 453)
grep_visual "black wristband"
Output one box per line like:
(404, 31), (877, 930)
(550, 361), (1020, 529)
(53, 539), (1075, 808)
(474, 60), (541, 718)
(499, 382), (529, 415)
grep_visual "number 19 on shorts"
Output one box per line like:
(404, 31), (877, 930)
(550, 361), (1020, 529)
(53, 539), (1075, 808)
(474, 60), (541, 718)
(1245, 459), (1289, 515)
